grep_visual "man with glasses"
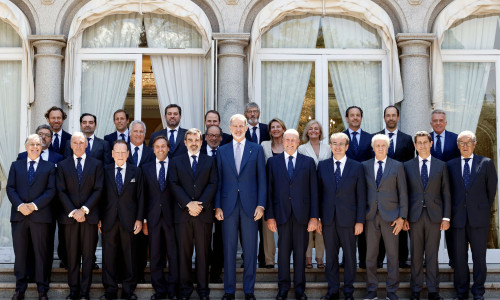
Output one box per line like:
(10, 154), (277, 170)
(202, 110), (232, 149)
(17, 125), (63, 164)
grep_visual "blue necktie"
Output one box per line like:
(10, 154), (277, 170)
(335, 161), (342, 187)
(116, 167), (123, 195)
(77, 157), (83, 184)
(421, 159), (428, 189)
(435, 135), (443, 160)
(211, 149), (217, 157)
(287, 156), (294, 180)
(192, 155), (198, 176)
(463, 158), (471, 188)
(53, 133), (60, 153)
(169, 130), (176, 149)
(388, 132), (395, 158)
(351, 132), (359, 153)
(133, 146), (139, 166)
(120, 133), (126, 141)
(376, 161), (383, 188)
(85, 138), (91, 156)
(28, 161), (35, 185)
(251, 127), (258, 143)
(159, 161), (166, 192)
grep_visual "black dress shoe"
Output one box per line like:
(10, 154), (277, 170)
(320, 293), (339, 300)
(79, 294), (90, 300)
(12, 291), (25, 300)
(93, 263), (100, 270)
(399, 261), (410, 268)
(38, 292), (49, 300)
(339, 262), (345, 268)
(180, 297), (189, 300)
(59, 261), (67, 269)
(221, 294), (235, 300)
(122, 293), (138, 300)
(377, 261), (383, 268)
(295, 294), (307, 300)
(452, 297), (467, 300)
(410, 292), (420, 300)
(168, 293), (179, 300)
(266, 264), (274, 269)
(200, 296), (210, 300)
(428, 292), (443, 300)
(151, 293), (167, 300)
(473, 296), (484, 300)
(100, 294), (117, 300)
(245, 293), (256, 300)
(66, 292), (79, 300)
(359, 261), (366, 269)
(210, 276), (223, 283)
(344, 293), (353, 300)
(276, 291), (288, 300)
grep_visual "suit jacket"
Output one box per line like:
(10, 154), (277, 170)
(245, 123), (270, 144)
(149, 127), (188, 158)
(201, 132), (232, 150)
(101, 163), (144, 232)
(17, 149), (63, 165)
(215, 140), (267, 217)
(169, 153), (218, 224)
(447, 155), (497, 228)
(343, 129), (374, 162)
(141, 160), (175, 227)
(104, 131), (130, 148)
(362, 157), (408, 222)
(265, 152), (318, 225)
(64, 136), (112, 165)
(404, 156), (451, 223)
(6, 159), (56, 223)
(56, 156), (104, 224)
(49, 129), (71, 155)
(317, 157), (366, 226)
(297, 141), (332, 166)
(430, 131), (460, 162)
(377, 129), (415, 162)
(127, 143), (155, 167)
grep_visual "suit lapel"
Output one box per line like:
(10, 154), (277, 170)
(32, 160), (46, 185)
(122, 164), (135, 193)
(338, 158), (352, 189)
(394, 133), (403, 156)
(239, 142), (252, 174)
(426, 157), (439, 190)
(80, 158), (92, 187)
(378, 158), (393, 188)
(107, 166), (119, 195)
(468, 156), (481, 190)
(225, 144), (239, 176)
(182, 155), (195, 179)
(411, 158), (424, 191)
(291, 154), (303, 182)
(66, 158), (80, 187)
(366, 159), (376, 186)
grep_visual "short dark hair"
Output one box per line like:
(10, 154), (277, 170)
(414, 131), (432, 143)
(113, 139), (128, 150)
(80, 113), (97, 124)
(113, 109), (129, 120)
(165, 104), (182, 116)
(205, 110), (221, 122)
(345, 106), (363, 118)
(384, 105), (399, 116)
(44, 106), (67, 120)
(35, 124), (53, 135)
(152, 135), (170, 148)
(205, 125), (223, 136)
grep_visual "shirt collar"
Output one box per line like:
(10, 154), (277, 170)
(207, 144), (218, 152)
(461, 154), (474, 161)
(418, 155), (431, 163)
(115, 163), (127, 170)
(117, 129), (129, 137)
(87, 134), (95, 141)
(375, 156), (388, 164)
(284, 151), (298, 160)
(248, 123), (259, 129)
(233, 139), (246, 147)
(74, 153), (87, 161)
(131, 143), (143, 150)
(156, 157), (168, 164)
(348, 128), (361, 134)
(435, 130), (446, 137)
(168, 125), (180, 132)
(334, 155), (347, 165)
(385, 128), (398, 135)
(28, 156), (40, 164)
(52, 129), (62, 136)
(188, 151), (200, 158)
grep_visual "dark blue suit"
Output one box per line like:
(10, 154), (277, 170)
(343, 129), (374, 162)
(430, 131), (460, 162)
(49, 130), (71, 155)
(17, 149), (63, 165)
(318, 157), (366, 296)
(245, 123), (270, 144)
(201, 132), (232, 150)
(447, 155), (497, 298)
(215, 140), (266, 294)
(64, 136), (112, 165)
(266, 152), (318, 297)
(127, 143), (155, 167)
(148, 127), (188, 158)
(104, 131), (130, 149)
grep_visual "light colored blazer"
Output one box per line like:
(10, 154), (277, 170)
(261, 140), (283, 162)
(298, 141), (332, 167)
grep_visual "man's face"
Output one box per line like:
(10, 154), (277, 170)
(458, 136), (476, 158)
(165, 107), (181, 129)
(47, 110), (64, 131)
(346, 108), (362, 130)
(384, 107), (399, 130)
(114, 112), (129, 132)
(37, 129), (52, 150)
(244, 107), (260, 126)
(185, 133), (202, 155)
(112, 143), (129, 167)
(415, 136), (432, 159)
(431, 113), (447, 135)
(282, 133), (300, 156)
(130, 123), (145, 146)
(206, 126), (222, 149)
(373, 139), (388, 161)
(153, 139), (169, 161)
(81, 116), (96, 136)
(25, 137), (42, 160)
(205, 112), (220, 128)
(330, 136), (349, 159)
(229, 118), (248, 142)
(71, 136), (88, 158)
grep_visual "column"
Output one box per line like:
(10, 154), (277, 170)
(396, 33), (435, 135)
(214, 33), (250, 130)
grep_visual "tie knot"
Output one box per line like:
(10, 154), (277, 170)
(352, 131), (358, 136)
(253, 127), (257, 132)
(170, 129), (176, 133)
(388, 132), (394, 138)
(336, 161), (341, 167)
(77, 157), (82, 162)
(464, 158), (471, 163)
(30, 160), (35, 167)
(192, 155), (197, 160)
(87, 137), (91, 142)
(289, 156), (294, 161)
(423, 159), (428, 164)
(135, 146), (139, 151)
(159, 160), (165, 166)
(437, 134), (441, 138)
(378, 161), (383, 165)
(117, 167), (122, 172)
(54, 133), (58, 137)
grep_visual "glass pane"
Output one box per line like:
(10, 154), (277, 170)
(144, 13), (202, 48)
(0, 20), (21, 47)
(442, 14), (500, 50)
(83, 13), (143, 48)
(327, 70), (345, 137)
(322, 15), (381, 49)
(262, 15), (320, 48)
(298, 63), (316, 141)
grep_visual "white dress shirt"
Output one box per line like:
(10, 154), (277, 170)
(131, 143), (143, 166)
(40, 150), (49, 161)
(433, 130), (446, 152)
(19, 157), (41, 211)
(334, 155), (347, 176)
(284, 151), (297, 169)
(374, 156), (388, 179)
(248, 123), (261, 143)
(461, 154), (474, 175)
(418, 155), (431, 175)
(206, 145), (218, 156)
(168, 125), (181, 143)
(348, 128), (362, 144)
(115, 163), (127, 178)
(116, 129), (129, 140)
(68, 154), (90, 217)
(189, 152), (200, 165)
(86, 134), (95, 152)
(232, 139), (246, 162)
(52, 129), (62, 148)
(384, 128), (398, 149)
(156, 157), (169, 180)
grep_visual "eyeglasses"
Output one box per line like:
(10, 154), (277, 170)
(207, 134), (221, 138)
(416, 141), (430, 146)
(331, 143), (347, 147)
(458, 141), (475, 147)
(38, 133), (52, 138)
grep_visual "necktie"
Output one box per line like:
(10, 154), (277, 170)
(192, 155), (198, 176)
(235, 142), (242, 174)
(86, 138), (91, 155)
(53, 133), (60, 153)
(351, 132), (359, 153)
(159, 161), (166, 191)
(335, 161), (342, 186)
(463, 158), (471, 188)
(120, 133), (126, 141)
(116, 167), (123, 195)
(169, 130), (176, 148)
(288, 156), (294, 180)
(28, 161), (35, 185)
(211, 149), (217, 157)
(388, 132), (395, 158)
(251, 127), (258, 143)
(435, 135), (443, 160)
(133, 146), (139, 166)
(421, 159), (428, 189)
(376, 161), (383, 188)
(77, 157), (83, 184)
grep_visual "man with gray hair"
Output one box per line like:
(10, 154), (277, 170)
(17, 125), (63, 164)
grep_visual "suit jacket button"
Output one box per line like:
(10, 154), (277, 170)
(194, 185), (197, 188)
(192, 197), (195, 200)
(160, 204), (162, 207)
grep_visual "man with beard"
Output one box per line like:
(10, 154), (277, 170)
(149, 104), (187, 158)
(46, 106), (71, 155)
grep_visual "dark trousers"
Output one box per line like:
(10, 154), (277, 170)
(12, 220), (51, 294)
(64, 222), (98, 295)
(209, 219), (224, 278)
(176, 218), (212, 298)
(276, 215), (308, 296)
(57, 221), (67, 265)
(323, 223), (357, 295)
(135, 231), (148, 281)
(149, 217), (178, 295)
(258, 219), (265, 266)
(445, 229), (454, 265)
(452, 223), (489, 297)
(409, 208), (441, 293)
(101, 220), (137, 296)
(378, 230), (408, 265)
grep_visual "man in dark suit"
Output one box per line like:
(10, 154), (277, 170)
(403, 131), (451, 300)
(377, 105), (414, 269)
(170, 128), (218, 300)
(17, 125), (64, 164)
(215, 114), (266, 300)
(104, 109), (131, 147)
(429, 109), (460, 268)
(142, 136), (178, 300)
(46, 106), (72, 156)
(149, 104), (188, 159)
(447, 131), (497, 300)
(99, 140), (144, 300)
(317, 132), (366, 300)
(201, 110), (232, 149)
(362, 134), (408, 300)
(7, 134), (56, 300)
(266, 129), (318, 300)
(56, 132), (104, 300)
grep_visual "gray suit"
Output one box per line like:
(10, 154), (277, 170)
(404, 156), (451, 294)
(362, 157), (408, 294)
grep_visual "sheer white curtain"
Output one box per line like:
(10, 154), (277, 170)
(260, 16), (320, 129)
(81, 13), (142, 137)
(145, 14), (204, 129)
(322, 16), (383, 133)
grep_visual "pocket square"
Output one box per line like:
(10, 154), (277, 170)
(131, 178), (136, 182)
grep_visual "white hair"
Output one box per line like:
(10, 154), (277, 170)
(329, 132), (350, 144)
(283, 129), (299, 138)
(229, 114), (247, 125)
(457, 130), (477, 143)
(130, 120), (147, 134)
(71, 132), (88, 145)
(371, 134), (390, 148)
(25, 134), (41, 145)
